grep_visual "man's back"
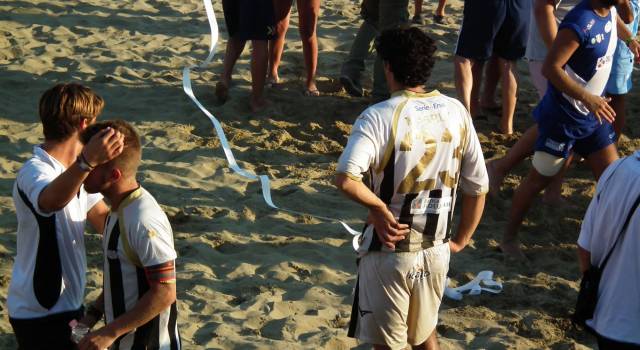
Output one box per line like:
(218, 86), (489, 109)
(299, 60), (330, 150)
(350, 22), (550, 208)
(578, 153), (640, 345)
(338, 90), (487, 252)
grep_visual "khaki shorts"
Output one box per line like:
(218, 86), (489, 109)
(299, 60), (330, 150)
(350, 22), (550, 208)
(352, 243), (450, 349)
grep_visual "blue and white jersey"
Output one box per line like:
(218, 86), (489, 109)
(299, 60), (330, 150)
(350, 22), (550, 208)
(534, 0), (617, 139)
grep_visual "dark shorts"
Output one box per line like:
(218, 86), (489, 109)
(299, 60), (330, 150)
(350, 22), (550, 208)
(535, 121), (616, 159)
(596, 332), (640, 350)
(222, 0), (276, 41)
(9, 307), (84, 350)
(455, 0), (531, 61)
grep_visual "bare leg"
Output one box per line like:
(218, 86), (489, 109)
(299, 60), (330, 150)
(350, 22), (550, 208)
(268, 0), (293, 84)
(499, 58), (518, 135)
(454, 56), (484, 117)
(502, 166), (554, 260)
(435, 0), (447, 16)
(415, 0), (423, 16)
(480, 56), (500, 109)
(586, 144), (619, 180)
(412, 329), (440, 350)
(297, 0), (320, 93)
(607, 93), (626, 139)
(487, 125), (538, 195)
(250, 40), (269, 112)
(217, 37), (247, 102)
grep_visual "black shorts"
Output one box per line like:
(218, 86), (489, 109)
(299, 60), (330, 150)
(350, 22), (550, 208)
(222, 0), (276, 41)
(9, 307), (84, 350)
(455, 0), (531, 61)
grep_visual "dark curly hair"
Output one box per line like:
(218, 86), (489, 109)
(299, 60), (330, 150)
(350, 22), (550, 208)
(375, 26), (437, 87)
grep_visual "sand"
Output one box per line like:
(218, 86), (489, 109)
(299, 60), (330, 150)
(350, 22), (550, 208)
(1, 0), (639, 348)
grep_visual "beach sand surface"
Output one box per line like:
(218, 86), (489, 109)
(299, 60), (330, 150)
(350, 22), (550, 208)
(2, 0), (639, 348)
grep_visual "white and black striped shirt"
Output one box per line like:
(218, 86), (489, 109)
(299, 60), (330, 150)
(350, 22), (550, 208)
(103, 187), (180, 350)
(337, 90), (488, 253)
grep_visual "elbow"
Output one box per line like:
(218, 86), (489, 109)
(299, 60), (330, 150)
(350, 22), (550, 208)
(541, 63), (552, 80)
(335, 174), (348, 192)
(622, 14), (633, 24)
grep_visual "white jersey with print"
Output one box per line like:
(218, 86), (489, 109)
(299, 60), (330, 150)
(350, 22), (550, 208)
(578, 153), (640, 345)
(8, 146), (102, 319)
(103, 187), (180, 350)
(337, 90), (488, 253)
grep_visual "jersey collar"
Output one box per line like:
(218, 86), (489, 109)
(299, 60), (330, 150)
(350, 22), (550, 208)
(392, 89), (440, 99)
(118, 187), (144, 211)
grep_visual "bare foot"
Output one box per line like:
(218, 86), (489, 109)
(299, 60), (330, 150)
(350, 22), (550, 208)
(486, 160), (505, 196)
(215, 81), (229, 103)
(305, 81), (318, 96)
(499, 240), (527, 261)
(267, 75), (279, 88)
(250, 97), (271, 113)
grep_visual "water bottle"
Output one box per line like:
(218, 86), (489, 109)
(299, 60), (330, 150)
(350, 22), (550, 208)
(69, 319), (90, 343)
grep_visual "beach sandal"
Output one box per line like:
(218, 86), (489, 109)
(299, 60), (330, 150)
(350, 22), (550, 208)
(267, 76), (279, 88)
(215, 82), (229, 103)
(339, 75), (364, 97)
(412, 14), (424, 25)
(304, 88), (320, 97)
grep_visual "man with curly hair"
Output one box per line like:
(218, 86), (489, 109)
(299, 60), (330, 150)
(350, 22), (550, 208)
(336, 27), (488, 349)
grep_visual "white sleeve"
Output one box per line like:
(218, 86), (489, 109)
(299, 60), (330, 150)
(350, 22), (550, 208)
(459, 113), (489, 195)
(577, 195), (597, 251)
(128, 216), (177, 268)
(16, 160), (57, 217)
(86, 192), (104, 213)
(336, 112), (379, 181)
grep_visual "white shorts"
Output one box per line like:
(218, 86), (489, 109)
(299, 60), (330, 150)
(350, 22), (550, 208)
(350, 243), (450, 349)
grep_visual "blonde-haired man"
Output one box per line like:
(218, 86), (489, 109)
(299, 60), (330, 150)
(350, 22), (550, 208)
(77, 120), (180, 350)
(8, 83), (123, 349)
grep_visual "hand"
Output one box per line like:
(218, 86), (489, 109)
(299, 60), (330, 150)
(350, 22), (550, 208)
(582, 94), (615, 124)
(368, 206), (410, 250)
(82, 127), (125, 167)
(449, 240), (465, 253)
(77, 327), (117, 350)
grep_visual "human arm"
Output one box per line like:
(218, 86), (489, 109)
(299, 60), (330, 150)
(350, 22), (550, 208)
(616, 15), (640, 60)
(78, 282), (176, 350)
(449, 194), (486, 253)
(534, 0), (559, 49)
(616, 0), (634, 24)
(577, 246), (591, 273)
(87, 201), (109, 234)
(541, 28), (616, 124)
(38, 128), (124, 213)
(335, 174), (409, 249)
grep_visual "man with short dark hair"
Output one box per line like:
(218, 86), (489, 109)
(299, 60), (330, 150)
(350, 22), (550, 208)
(336, 27), (488, 349)
(77, 120), (180, 350)
(8, 83), (124, 349)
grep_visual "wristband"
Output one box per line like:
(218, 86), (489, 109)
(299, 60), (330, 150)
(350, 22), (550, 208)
(624, 36), (637, 46)
(76, 153), (94, 172)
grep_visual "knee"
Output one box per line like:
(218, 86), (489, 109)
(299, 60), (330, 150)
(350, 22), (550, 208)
(532, 151), (566, 177)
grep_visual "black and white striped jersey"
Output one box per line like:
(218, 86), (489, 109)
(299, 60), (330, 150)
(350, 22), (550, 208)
(337, 90), (488, 253)
(103, 187), (180, 349)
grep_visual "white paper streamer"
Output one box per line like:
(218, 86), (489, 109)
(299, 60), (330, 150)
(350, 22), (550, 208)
(444, 271), (503, 300)
(182, 0), (363, 244)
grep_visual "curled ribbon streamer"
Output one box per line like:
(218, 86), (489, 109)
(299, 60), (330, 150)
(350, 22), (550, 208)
(182, 0), (363, 246)
(444, 271), (503, 300)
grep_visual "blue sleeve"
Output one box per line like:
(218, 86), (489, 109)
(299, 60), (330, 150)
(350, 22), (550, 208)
(558, 21), (587, 45)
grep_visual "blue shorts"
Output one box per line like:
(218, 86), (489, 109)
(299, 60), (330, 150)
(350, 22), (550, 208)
(535, 121), (616, 158)
(605, 52), (634, 95)
(455, 0), (531, 61)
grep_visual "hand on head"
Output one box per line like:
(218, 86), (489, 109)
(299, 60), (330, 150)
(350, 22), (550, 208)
(82, 127), (125, 167)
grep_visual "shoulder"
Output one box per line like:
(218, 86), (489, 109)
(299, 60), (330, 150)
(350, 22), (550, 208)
(122, 189), (172, 239)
